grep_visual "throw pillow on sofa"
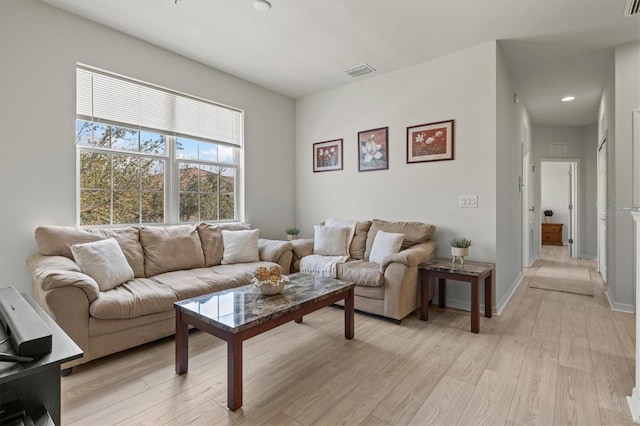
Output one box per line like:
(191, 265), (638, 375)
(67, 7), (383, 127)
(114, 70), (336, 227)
(221, 229), (260, 264)
(140, 224), (205, 276)
(70, 237), (134, 292)
(313, 225), (348, 256)
(369, 230), (405, 264)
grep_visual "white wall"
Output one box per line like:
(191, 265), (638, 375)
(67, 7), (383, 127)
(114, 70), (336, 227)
(0, 0), (296, 295)
(496, 43), (530, 308)
(582, 124), (598, 259)
(541, 162), (571, 242)
(295, 41), (512, 311)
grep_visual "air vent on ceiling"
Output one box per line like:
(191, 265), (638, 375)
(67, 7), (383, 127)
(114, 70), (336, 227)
(344, 63), (376, 78)
(624, 0), (640, 16)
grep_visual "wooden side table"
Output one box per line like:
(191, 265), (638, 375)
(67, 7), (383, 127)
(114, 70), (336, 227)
(419, 259), (494, 333)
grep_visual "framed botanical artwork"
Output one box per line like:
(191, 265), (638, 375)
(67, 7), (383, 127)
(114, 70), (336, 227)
(313, 139), (343, 172)
(406, 119), (454, 163)
(358, 127), (389, 172)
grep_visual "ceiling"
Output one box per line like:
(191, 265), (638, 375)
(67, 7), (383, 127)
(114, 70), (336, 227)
(41, 0), (640, 126)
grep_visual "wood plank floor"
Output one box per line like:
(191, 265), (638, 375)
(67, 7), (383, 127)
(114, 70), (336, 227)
(61, 246), (635, 425)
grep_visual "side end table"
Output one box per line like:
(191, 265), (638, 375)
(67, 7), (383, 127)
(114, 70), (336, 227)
(419, 259), (494, 333)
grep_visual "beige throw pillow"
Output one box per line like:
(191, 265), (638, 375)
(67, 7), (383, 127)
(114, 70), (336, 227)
(221, 229), (260, 264)
(313, 225), (348, 256)
(70, 238), (134, 292)
(369, 231), (405, 264)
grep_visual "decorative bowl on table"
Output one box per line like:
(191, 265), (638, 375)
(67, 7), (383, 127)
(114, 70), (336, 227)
(252, 265), (287, 296)
(252, 276), (288, 296)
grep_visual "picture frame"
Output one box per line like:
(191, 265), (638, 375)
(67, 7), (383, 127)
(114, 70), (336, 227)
(406, 119), (454, 163)
(313, 139), (343, 172)
(358, 127), (389, 172)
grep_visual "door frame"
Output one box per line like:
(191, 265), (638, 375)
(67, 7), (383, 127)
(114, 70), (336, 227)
(538, 158), (581, 258)
(597, 135), (607, 282)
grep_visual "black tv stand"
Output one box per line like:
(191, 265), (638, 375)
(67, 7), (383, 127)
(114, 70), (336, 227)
(0, 293), (83, 425)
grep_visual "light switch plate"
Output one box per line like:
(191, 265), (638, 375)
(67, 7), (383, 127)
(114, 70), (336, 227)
(459, 195), (478, 208)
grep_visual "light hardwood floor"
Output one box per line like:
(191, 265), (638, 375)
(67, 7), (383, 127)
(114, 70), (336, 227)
(61, 246), (635, 425)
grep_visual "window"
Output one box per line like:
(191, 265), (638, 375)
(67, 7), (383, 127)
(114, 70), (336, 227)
(76, 66), (243, 226)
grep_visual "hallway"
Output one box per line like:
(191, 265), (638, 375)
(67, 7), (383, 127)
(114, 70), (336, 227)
(513, 245), (635, 424)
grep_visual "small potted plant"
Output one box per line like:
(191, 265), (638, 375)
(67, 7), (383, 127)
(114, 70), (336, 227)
(450, 237), (472, 268)
(285, 227), (300, 241)
(543, 209), (554, 223)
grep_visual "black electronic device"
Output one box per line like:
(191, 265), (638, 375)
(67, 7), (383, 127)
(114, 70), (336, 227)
(0, 287), (52, 358)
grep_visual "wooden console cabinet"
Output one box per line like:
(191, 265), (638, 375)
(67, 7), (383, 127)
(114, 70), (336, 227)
(542, 223), (563, 245)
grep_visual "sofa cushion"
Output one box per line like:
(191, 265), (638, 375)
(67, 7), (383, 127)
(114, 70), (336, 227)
(35, 226), (145, 278)
(89, 278), (178, 319)
(140, 225), (205, 277)
(336, 260), (384, 287)
(222, 229), (260, 264)
(369, 231), (404, 265)
(70, 238), (135, 292)
(365, 219), (436, 260)
(350, 221), (372, 260)
(314, 225), (348, 256)
(197, 223), (224, 267)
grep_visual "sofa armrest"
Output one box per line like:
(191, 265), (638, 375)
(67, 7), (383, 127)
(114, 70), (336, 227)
(290, 239), (314, 272)
(380, 240), (437, 273)
(26, 253), (100, 303)
(258, 239), (293, 274)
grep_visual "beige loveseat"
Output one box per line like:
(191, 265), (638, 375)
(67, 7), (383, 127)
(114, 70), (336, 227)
(27, 223), (293, 370)
(291, 219), (437, 322)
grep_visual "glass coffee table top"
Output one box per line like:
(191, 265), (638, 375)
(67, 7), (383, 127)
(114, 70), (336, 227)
(174, 273), (354, 334)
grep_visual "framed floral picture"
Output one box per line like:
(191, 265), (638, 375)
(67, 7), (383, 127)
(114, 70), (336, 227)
(358, 127), (389, 172)
(313, 139), (343, 172)
(406, 119), (454, 163)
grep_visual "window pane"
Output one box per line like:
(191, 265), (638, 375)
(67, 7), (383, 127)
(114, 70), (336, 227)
(142, 192), (164, 223)
(109, 125), (139, 152)
(176, 137), (198, 160)
(199, 165), (218, 193)
(80, 152), (111, 189)
(199, 142), (218, 162)
(140, 131), (166, 155)
(200, 194), (218, 221)
(179, 193), (198, 222)
(113, 191), (140, 224)
(112, 155), (140, 190)
(218, 145), (235, 164)
(219, 167), (235, 193)
(80, 190), (111, 225)
(179, 163), (200, 192)
(76, 120), (109, 148)
(142, 159), (165, 191)
(219, 193), (235, 220)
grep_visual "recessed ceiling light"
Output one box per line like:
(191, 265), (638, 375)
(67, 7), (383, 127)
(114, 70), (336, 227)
(561, 96), (575, 102)
(254, 0), (271, 12)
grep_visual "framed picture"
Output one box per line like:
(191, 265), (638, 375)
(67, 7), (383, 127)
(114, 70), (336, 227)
(358, 127), (389, 172)
(313, 139), (343, 172)
(406, 119), (454, 163)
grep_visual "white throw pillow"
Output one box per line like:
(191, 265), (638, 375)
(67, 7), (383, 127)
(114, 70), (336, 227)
(70, 237), (134, 292)
(313, 225), (348, 256)
(369, 231), (405, 264)
(221, 229), (260, 264)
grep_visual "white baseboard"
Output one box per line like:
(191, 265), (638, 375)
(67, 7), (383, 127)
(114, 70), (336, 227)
(527, 255), (539, 267)
(580, 254), (597, 261)
(497, 271), (524, 315)
(606, 287), (635, 313)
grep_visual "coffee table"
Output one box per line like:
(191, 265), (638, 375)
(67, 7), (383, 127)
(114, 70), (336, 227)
(174, 273), (355, 411)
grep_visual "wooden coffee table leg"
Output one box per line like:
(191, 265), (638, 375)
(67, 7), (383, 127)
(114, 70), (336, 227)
(439, 278), (446, 308)
(471, 278), (479, 333)
(345, 288), (354, 339)
(227, 335), (243, 411)
(294, 317), (303, 323)
(175, 311), (188, 374)
(485, 273), (492, 318)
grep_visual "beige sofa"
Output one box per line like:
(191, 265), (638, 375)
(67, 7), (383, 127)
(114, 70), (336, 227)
(27, 223), (293, 370)
(291, 219), (437, 322)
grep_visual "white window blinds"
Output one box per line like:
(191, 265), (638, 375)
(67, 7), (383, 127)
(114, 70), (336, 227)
(76, 66), (243, 147)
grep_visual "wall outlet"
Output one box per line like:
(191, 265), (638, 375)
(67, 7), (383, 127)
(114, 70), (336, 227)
(459, 195), (478, 208)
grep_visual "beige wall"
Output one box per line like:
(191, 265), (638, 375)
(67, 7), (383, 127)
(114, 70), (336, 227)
(0, 0), (296, 295)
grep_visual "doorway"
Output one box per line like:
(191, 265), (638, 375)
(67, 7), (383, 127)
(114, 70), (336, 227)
(522, 124), (535, 267)
(597, 136), (607, 282)
(540, 159), (580, 258)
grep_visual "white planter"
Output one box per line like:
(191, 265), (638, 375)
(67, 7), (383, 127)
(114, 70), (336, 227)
(544, 216), (553, 223)
(451, 247), (469, 257)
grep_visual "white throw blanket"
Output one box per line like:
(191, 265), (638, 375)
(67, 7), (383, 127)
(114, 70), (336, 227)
(300, 254), (348, 278)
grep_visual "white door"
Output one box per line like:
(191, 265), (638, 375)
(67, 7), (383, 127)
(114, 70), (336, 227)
(568, 165), (574, 257)
(522, 150), (531, 267)
(597, 140), (607, 282)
